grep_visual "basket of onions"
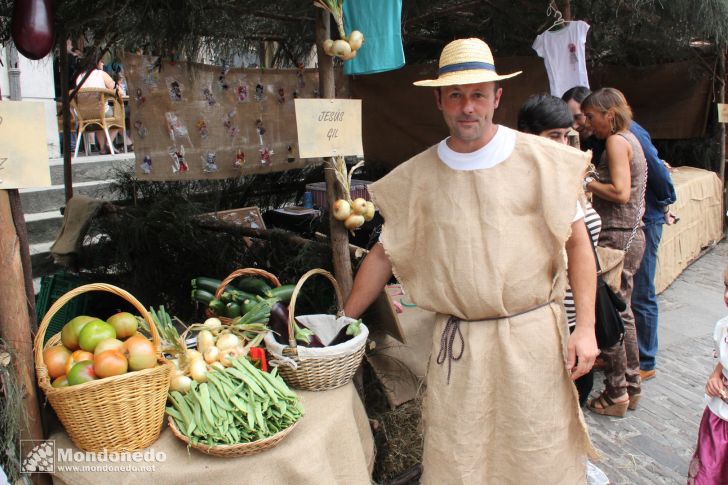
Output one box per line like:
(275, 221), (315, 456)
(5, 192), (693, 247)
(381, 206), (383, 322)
(167, 307), (302, 457)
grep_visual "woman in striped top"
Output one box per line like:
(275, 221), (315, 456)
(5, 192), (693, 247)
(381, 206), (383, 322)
(517, 94), (602, 407)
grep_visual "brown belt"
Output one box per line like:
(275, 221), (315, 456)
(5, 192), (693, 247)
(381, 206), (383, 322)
(436, 300), (554, 384)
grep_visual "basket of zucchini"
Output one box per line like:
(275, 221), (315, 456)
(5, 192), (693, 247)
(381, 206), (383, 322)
(191, 268), (294, 325)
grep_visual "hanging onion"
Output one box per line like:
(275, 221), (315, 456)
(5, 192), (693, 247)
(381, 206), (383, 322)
(331, 39), (352, 58)
(348, 31), (365, 51)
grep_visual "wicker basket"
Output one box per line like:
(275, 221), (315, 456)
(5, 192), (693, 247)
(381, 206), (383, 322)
(167, 416), (299, 457)
(269, 269), (367, 391)
(34, 283), (173, 452)
(206, 268), (281, 324)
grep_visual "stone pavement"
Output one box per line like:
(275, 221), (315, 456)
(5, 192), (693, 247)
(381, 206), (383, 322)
(585, 238), (727, 484)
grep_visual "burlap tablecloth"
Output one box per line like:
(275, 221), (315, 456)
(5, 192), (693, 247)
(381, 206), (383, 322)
(50, 383), (373, 485)
(655, 166), (724, 293)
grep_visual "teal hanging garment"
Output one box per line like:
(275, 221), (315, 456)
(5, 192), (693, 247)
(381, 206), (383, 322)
(343, 0), (405, 75)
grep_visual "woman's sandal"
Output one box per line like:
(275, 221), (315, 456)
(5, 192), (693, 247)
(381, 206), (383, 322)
(628, 393), (641, 411)
(587, 392), (629, 417)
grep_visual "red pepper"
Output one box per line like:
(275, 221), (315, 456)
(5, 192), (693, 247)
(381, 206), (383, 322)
(249, 347), (268, 372)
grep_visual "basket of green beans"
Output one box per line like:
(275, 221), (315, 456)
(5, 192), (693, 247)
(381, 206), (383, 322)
(166, 355), (303, 457)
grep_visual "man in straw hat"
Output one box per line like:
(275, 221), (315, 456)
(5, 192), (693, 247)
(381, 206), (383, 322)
(344, 37), (599, 483)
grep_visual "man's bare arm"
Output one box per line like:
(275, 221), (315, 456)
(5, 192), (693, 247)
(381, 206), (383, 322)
(343, 243), (393, 318)
(565, 219), (599, 380)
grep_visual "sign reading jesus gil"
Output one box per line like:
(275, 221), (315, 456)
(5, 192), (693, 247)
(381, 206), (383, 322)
(294, 99), (363, 158)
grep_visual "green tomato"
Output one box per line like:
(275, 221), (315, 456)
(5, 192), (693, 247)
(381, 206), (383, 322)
(78, 320), (116, 352)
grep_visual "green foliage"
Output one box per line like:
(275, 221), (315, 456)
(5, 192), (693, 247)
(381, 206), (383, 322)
(79, 165), (338, 320)
(0, 341), (27, 484)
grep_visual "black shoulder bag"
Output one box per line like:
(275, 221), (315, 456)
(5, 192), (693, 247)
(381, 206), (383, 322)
(592, 237), (626, 349)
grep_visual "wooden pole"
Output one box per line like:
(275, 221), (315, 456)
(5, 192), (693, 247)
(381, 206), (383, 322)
(316, 9), (353, 298)
(0, 191), (45, 457)
(60, 32), (74, 202)
(3, 44), (37, 330)
(719, 49), (727, 227)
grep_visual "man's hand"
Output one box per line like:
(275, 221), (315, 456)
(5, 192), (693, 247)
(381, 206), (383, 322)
(566, 325), (599, 380)
(665, 210), (679, 225)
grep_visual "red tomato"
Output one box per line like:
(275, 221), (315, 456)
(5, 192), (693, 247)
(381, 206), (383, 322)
(123, 335), (156, 371)
(107, 312), (139, 340)
(44, 345), (72, 379)
(93, 350), (128, 378)
(67, 360), (97, 386)
(65, 350), (94, 375)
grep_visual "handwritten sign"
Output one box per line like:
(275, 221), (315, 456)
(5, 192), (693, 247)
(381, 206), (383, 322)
(0, 101), (51, 189)
(294, 99), (363, 158)
(718, 103), (728, 123)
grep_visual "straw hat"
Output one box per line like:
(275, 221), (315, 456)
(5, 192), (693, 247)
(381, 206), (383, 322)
(414, 38), (521, 87)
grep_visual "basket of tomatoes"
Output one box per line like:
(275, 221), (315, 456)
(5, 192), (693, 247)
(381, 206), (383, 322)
(34, 283), (174, 452)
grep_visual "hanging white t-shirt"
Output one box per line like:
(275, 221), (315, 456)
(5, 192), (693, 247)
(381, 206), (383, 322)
(532, 20), (590, 97)
(437, 126), (584, 221)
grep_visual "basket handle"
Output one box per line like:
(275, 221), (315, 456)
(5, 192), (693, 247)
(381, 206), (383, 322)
(287, 269), (344, 349)
(33, 283), (162, 391)
(214, 268), (281, 301)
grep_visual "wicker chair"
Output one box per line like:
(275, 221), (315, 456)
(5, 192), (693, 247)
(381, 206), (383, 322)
(70, 87), (127, 157)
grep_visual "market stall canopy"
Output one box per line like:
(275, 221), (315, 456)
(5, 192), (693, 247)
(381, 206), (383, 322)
(350, 57), (712, 170)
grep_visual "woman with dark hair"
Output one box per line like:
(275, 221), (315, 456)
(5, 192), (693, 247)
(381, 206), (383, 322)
(581, 87), (647, 417)
(518, 94), (601, 407)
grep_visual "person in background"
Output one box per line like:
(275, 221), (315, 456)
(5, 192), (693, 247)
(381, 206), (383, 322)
(581, 88), (647, 417)
(517, 93), (601, 408)
(563, 85), (677, 381)
(74, 58), (125, 155)
(687, 265), (728, 483)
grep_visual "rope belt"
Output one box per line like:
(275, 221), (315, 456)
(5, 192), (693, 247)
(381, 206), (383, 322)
(436, 300), (554, 384)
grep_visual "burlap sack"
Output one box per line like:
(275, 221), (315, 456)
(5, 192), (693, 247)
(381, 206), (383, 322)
(596, 244), (625, 293)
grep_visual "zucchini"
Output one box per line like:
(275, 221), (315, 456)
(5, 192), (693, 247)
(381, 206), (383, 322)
(225, 302), (242, 318)
(237, 277), (273, 297)
(191, 289), (215, 304)
(269, 285), (295, 303)
(192, 277), (224, 293)
(208, 299), (226, 315)
(240, 299), (259, 315)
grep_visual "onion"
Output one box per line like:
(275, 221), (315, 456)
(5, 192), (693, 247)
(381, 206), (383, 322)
(219, 348), (239, 367)
(341, 50), (358, 61)
(203, 317), (222, 329)
(189, 359), (208, 382)
(196, 330), (215, 353)
(323, 39), (334, 56)
(344, 214), (365, 230)
(331, 39), (352, 58)
(333, 199), (351, 221)
(184, 349), (203, 363)
(348, 30), (364, 51)
(170, 374), (192, 394)
(216, 333), (240, 350)
(351, 198), (368, 215)
(203, 347), (220, 364)
(363, 201), (376, 221)
(210, 361), (225, 372)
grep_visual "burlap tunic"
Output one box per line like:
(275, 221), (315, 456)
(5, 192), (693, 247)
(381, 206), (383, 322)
(369, 131), (597, 484)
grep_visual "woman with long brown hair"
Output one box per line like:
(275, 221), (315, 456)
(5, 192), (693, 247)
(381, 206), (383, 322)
(582, 87), (647, 417)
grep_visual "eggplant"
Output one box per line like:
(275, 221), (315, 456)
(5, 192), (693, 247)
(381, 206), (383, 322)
(268, 302), (290, 344)
(268, 302), (324, 347)
(11, 0), (55, 60)
(329, 319), (363, 346)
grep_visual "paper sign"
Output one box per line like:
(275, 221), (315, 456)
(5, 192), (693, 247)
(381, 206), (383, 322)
(718, 103), (728, 123)
(0, 101), (51, 189)
(294, 98), (363, 158)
